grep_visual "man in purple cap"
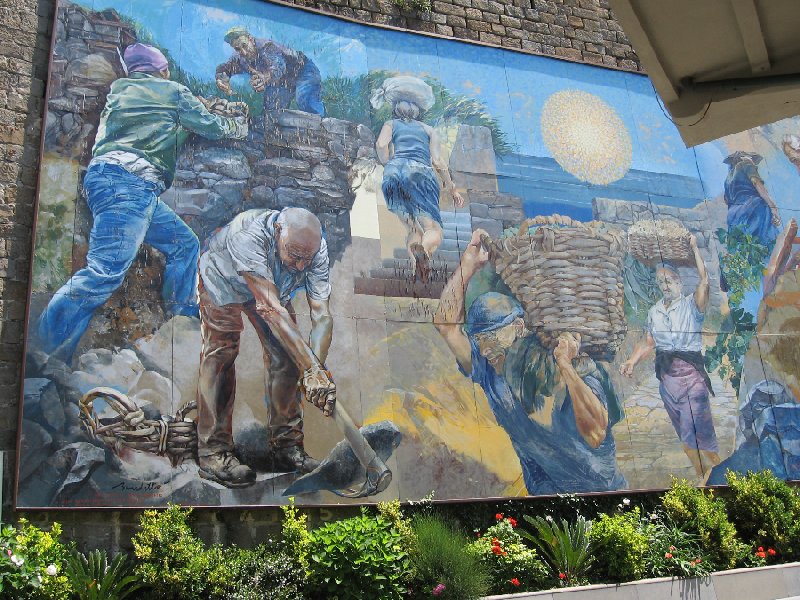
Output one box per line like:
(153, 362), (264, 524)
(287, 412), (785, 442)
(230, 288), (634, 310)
(36, 43), (249, 361)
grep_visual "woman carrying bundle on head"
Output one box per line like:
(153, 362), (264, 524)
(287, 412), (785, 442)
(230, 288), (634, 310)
(372, 76), (464, 282)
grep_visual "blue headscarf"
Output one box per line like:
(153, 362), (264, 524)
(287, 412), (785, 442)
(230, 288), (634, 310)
(464, 292), (524, 337)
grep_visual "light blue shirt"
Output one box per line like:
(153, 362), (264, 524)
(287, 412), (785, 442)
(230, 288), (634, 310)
(199, 209), (330, 307)
(646, 294), (704, 352)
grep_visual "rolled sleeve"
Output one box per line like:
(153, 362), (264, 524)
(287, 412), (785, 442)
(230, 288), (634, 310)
(226, 224), (275, 285)
(305, 238), (331, 301)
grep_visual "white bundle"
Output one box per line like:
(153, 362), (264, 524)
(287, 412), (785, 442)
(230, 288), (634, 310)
(370, 76), (435, 112)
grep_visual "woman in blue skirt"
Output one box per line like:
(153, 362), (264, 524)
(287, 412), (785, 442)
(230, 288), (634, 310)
(373, 76), (464, 282)
(723, 151), (781, 249)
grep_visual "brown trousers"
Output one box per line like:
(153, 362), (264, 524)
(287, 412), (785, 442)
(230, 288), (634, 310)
(196, 280), (302, 458)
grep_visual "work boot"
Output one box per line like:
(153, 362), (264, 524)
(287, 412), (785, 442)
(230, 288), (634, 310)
(199, 451), (256, 488)
(272, 445), (320, 474)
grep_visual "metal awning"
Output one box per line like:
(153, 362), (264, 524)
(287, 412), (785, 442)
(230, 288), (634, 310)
(608, 0), (800, 147)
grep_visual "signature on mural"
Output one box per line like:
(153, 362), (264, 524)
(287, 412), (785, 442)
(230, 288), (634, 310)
(17, 0), (800, 508)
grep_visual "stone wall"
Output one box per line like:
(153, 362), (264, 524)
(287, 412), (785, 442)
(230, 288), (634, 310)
(291, 0), (642, 71)
(0, 0), (644, 549)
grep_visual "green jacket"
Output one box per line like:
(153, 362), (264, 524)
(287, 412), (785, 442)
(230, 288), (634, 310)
(93, 73), (244, 188)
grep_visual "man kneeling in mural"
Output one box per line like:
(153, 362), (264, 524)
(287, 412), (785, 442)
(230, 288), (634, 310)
(434, 230), (626, 494)
(216, 26), (325, 116)
(197, 207), (334, 487)
(620, 236), (721, 480)
(35, 43), (248, 362)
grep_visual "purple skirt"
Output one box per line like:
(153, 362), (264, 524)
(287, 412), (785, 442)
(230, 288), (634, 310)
(659, 358), (719, 452)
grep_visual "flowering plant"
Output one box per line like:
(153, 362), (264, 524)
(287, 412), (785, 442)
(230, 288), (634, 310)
(0, 520), (73, 599)
(469, 516), (548, 594)
(643, 512), (712, 579)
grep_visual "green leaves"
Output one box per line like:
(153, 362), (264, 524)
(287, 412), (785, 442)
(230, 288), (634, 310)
(520, 515), (593, 587)
(307, 509), (412, 600)
(65, 549), (141, 600)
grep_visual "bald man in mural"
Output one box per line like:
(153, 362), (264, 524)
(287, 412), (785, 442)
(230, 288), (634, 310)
(196, 207), (335, 488)
(434, 230), (626, 494)
(215, 26), (325, 116)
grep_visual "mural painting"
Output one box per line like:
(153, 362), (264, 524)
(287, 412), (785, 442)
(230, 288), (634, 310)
(17, 0), (800, 507)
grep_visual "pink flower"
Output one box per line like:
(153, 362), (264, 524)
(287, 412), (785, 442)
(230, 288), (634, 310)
(758, 547), (764, 552)
(665, 552), (673, 559)
(432, 583), (446, 596)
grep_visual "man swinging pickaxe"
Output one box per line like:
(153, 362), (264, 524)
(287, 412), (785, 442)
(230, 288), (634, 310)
(196, 207), (391, 495)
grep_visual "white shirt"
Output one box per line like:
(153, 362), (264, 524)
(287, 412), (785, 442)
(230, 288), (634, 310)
(646, 294), (704, 352)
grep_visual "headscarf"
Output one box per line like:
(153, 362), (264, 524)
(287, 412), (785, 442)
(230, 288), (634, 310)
(123, 43), (168, 74)
(369, 76), (435, 112)
(464, 292), (524, 337)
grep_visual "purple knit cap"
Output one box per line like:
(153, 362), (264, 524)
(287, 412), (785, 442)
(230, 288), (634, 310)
(123, 43), (169, 73)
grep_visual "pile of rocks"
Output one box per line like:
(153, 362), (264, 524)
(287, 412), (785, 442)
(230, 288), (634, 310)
(45, 2), (133, 159)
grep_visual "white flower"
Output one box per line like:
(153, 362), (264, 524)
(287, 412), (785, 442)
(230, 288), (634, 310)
(46, 564), (58, 576)
(622, 498), (631, 506)
(37, 574), (42, 583)
(11, 555), (24, 567)
(545, 515), (554, 522)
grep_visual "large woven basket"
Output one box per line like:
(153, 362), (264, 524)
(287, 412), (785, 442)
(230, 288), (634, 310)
(492, 215), (627, 359)
(628, 219), (693, 266)
(79, 387), (197, 467)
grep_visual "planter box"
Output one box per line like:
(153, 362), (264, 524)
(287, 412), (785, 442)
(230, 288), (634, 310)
(484, 562), (800, 600)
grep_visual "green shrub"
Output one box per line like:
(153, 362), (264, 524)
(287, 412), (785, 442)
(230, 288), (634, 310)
(724, 470), (800, 561)
(661, 479), (744, 570)
(0, 519), (73, 600)
(307, 508), (411, 600)
(409, 515), (488, 599)
(642, 512), (712, 579)
(281, 498), (311, 573)
(468, 515), (547, 594)
(588, 509), (648, 583)
(218, 545), (306, 600)
(132, 504), (211, 599)
(65, 549), (140, 600)
(520, 515), (593, 587)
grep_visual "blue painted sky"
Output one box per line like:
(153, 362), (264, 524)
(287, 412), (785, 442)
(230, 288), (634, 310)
(83, 0), (704, 177)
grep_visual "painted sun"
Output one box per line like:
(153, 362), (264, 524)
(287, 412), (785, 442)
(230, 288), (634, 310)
(541, 89), (633, 185)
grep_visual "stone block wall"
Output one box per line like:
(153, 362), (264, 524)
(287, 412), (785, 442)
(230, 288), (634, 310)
(290, 0), (642, 71)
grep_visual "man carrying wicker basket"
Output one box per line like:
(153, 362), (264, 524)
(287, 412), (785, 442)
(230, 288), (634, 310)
(434, 230), (626, 494)
(619, 235), (721, 480)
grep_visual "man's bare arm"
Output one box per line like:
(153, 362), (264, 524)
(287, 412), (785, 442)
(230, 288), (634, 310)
(619, 332), (656, 377)
(554, 334), (607, 448)
(244, 273), (318, 370)
(308, 296), (333, 364)
(434, 229), (490, 373)
(690, 235), (709, 313)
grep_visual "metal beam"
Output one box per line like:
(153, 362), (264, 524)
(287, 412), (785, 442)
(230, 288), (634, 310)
(731, 0), (770, 74)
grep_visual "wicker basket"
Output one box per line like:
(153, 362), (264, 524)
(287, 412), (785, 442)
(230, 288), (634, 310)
(492, 215), (627, 359)
(627, 219), (694, 266)
(79, 387), (197, 467)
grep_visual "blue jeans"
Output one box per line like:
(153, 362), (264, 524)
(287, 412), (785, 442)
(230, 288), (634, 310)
(263, 60), (325, 116)
(36, 162), (200, 360)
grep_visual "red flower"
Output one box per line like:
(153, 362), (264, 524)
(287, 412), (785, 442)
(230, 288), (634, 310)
(696, 558), (702, 563)
(492, 538), (499, 544)
(491, 546), (504, 555)
(768, 548), (777, 556)
(758, 547), (764, 552)
(665, 552), (673, 559)
(756, 551), (766, 559)
(507, 517), (518, 528)
(559, 572), (566, 580)
(496, 513), (503, 521)
(510, 578), (520, 587)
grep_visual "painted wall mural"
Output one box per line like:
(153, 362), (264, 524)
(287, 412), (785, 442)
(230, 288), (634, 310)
(17, 0), (800, 508)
